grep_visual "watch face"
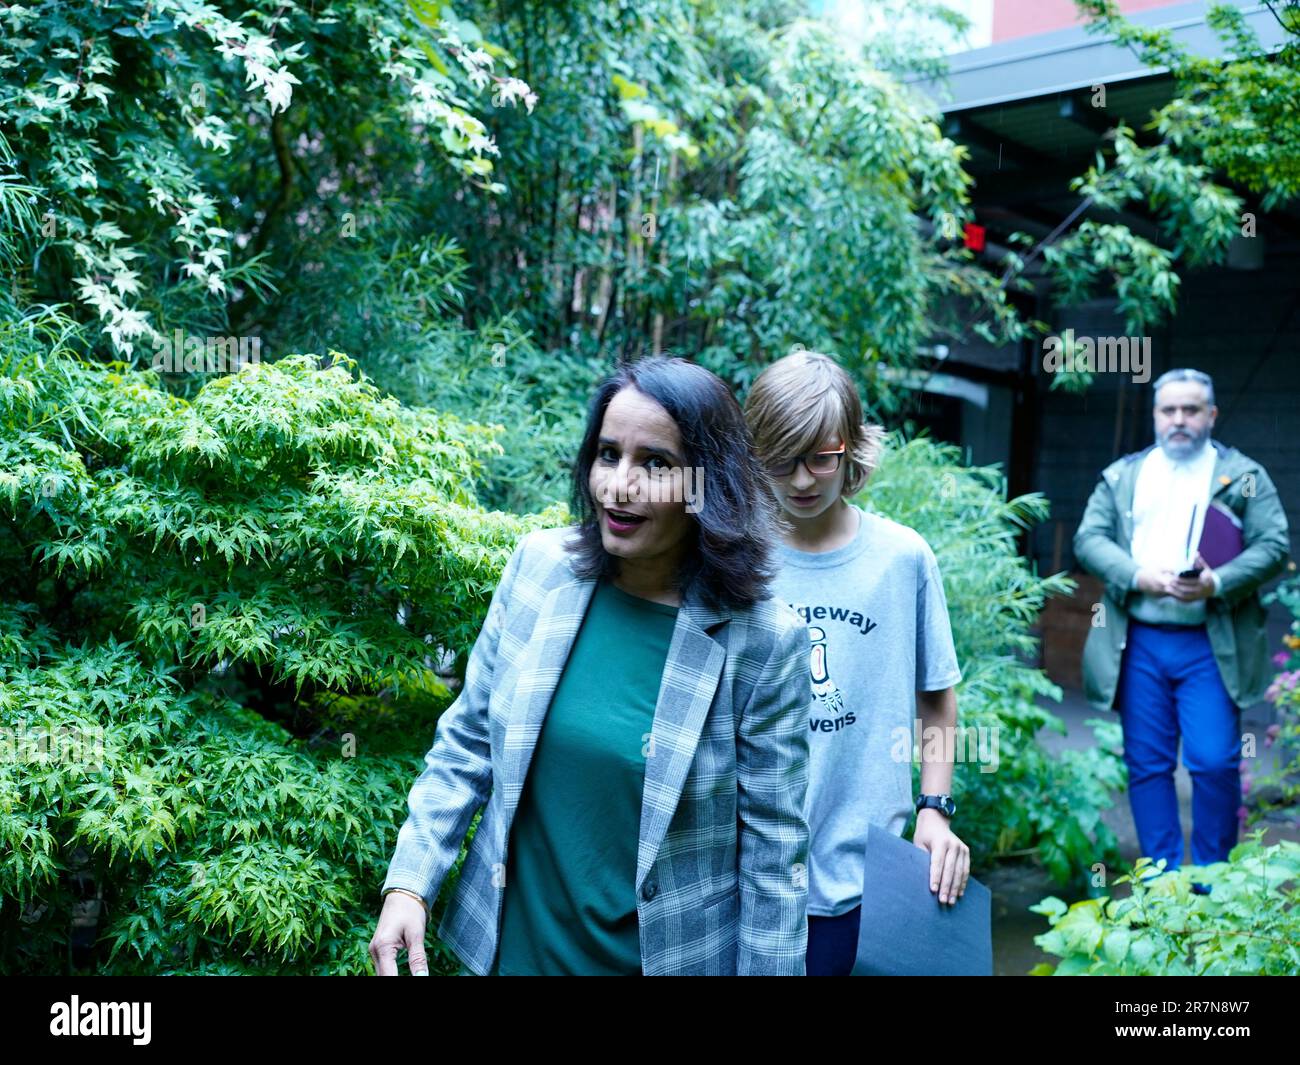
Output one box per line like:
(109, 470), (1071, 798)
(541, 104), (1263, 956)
(942, 797), (956, 817)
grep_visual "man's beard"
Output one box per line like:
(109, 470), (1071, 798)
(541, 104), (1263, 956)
(1159, 423), (1210, 460)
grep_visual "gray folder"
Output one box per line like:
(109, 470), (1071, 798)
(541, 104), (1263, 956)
(851, 824), (993, 976)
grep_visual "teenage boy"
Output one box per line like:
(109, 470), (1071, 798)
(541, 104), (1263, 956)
(743, 350), (970, 977)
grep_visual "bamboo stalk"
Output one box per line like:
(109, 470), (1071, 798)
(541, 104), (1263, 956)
(651, 152), (679, 355)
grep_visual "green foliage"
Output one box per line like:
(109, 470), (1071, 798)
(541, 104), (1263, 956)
(860, 436), (1125, 885)
(1078, 0), (1300, 209)
(0, 0), (1033, 403)
(1031, 835), (1300, 975)
(1034, 0), (1300, 357)
(0, 304), (564, 973)
(4, 0), (1287, 404)
(0, 0), (534, 358)
(419, 0), (1028, 402)
(260, 212), (605, 514)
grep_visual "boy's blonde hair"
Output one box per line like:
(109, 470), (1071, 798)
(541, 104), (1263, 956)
(743, 350), (885, 497)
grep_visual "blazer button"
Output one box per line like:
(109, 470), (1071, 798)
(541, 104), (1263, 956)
(641, 880), (658, 902)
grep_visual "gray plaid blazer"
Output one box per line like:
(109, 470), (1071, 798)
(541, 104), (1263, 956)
(382, 525), (811, 975)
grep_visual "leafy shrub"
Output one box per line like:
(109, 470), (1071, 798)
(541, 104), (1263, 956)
(1030, 835), (1300, 975)
(0, 307), (563, 973)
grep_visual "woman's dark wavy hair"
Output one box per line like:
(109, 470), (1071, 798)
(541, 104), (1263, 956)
(567, 355), (781, 611)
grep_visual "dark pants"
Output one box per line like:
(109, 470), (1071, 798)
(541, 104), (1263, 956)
(806, 905), (861, 976)
(1117, 621), (1242, 869)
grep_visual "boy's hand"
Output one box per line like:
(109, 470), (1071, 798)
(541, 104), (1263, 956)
(913, 809), (970, 906)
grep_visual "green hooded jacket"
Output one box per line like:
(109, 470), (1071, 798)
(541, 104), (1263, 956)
(1073, 440), (1290, 712)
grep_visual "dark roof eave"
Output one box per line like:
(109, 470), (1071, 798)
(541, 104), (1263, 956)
(909, 0), (1289, 114)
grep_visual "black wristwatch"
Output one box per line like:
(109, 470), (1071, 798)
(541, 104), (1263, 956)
(915, 793), (956, 819)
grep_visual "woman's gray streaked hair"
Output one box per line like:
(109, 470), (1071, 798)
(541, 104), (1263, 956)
(1152, 368), (1215, 406)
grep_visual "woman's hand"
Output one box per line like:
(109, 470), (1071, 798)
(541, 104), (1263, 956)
(369, 891), (430, 975)
(912, 810), (970, 906)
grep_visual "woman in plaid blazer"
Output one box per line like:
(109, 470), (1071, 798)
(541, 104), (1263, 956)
(370, 356), (812, 975)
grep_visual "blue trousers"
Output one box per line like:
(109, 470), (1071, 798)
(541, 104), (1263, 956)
(806, 905), (861, 976)
(1116, 621), (1242, 869)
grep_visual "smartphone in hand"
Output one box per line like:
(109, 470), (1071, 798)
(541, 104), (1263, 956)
(1177, 567), (1203, 579)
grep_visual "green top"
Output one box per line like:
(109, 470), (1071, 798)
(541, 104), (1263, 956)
(492, 575), (678, 975)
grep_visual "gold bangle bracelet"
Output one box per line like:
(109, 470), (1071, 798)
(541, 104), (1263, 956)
(385, 887), (428, 913)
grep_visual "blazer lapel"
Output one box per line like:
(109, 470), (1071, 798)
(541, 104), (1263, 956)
(499, 575), (597, 821)
(635, 588), (730, 893)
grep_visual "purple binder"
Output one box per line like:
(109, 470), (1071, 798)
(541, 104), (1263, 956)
(1198, 502), (1244, 570)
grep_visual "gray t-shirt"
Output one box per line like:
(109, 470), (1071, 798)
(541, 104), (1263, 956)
(770, 504), (962, 917)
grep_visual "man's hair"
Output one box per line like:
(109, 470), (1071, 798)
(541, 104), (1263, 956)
(1152, 367), (1216, 407)
(566, 354), (780, 610)
(742, 350), (885, 497)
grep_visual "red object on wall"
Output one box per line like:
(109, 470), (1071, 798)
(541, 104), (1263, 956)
(963, 222), (986, 253)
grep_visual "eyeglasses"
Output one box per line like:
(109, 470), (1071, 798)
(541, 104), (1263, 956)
(765, 445), (846, 479)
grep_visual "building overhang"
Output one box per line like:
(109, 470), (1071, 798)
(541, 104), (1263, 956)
(911, 0), (1290, 114)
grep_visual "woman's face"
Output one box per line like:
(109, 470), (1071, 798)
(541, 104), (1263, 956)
(588, 386), (695, 570)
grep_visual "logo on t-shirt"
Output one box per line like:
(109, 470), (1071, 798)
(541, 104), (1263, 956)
(805, 625), (856, 733)
(787, 601), (879, 733)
